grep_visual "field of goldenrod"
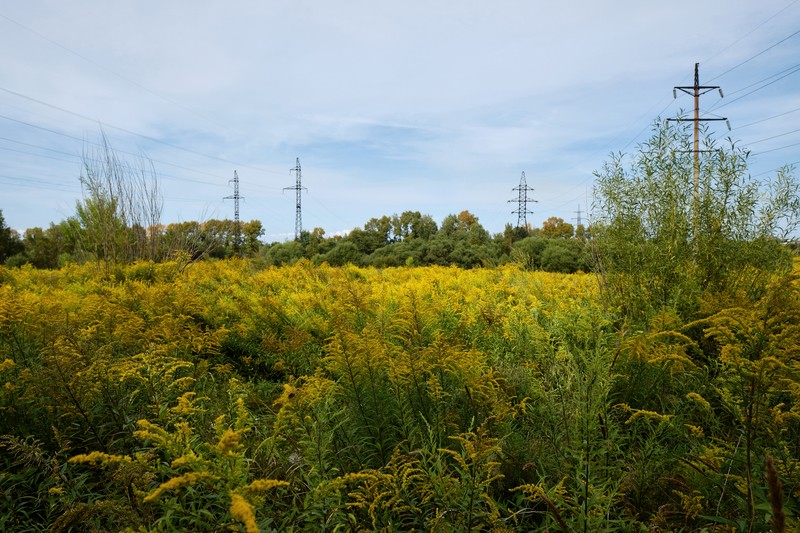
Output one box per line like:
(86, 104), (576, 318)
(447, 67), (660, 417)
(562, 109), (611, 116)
(0, 259), (797, 531)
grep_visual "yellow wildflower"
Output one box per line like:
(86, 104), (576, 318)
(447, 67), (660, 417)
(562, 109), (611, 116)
(686, 392), (711, 411)
(170, 391), (205, 417)
(216, 428), (243, 456)
(625, 409), (673, 425)
(229, 492), (259, 533)
(143, 471), (217, 502)
(684, 424), (704, 438)
(244, 478), (289, 492)
(68, 451), (132, 466)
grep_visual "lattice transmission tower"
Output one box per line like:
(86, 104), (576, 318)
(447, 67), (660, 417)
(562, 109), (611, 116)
(223, 170), (243, 254)
(509, 171), (537, 229)
(284, 158), (307, 240)
(574, 205), (582, 227)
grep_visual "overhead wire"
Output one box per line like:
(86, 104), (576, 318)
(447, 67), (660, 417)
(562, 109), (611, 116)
(745, 127), (800, 146)
(710, 64), (800, 111)
(703, 0), (799, 79)
(706, 27), (800, 83)
(0, 86), (287, 177)
(732, 105), (800, 130)
(0, 113), (252, 187)
(0, 12), (226, 130)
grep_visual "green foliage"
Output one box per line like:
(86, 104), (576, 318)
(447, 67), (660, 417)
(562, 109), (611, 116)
(541, 216), (575, 239)
(593, 121), (799, 323)
(1, 258), (799, 530)
(0, 210), (24, 264)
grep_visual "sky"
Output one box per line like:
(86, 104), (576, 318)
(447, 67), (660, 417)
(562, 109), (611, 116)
(1, 1), (799, 241)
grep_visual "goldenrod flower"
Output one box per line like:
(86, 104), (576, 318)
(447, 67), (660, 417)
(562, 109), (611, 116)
(244, 478), (289, 492)
(143, 472), (217, 502)
(68, 451), (132, 466)
(229, 492), (259, 533)
(216, 428), (243, 456)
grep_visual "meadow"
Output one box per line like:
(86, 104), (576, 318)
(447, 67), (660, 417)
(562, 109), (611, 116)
(1, 258), (797, 531)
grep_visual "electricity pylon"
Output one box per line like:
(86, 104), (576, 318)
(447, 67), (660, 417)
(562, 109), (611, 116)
(509, 171), (537, 229)
(284, 158), (306, 240)
(223, 170), (243, 254)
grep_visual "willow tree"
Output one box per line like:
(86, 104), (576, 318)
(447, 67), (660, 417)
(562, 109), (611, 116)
(592, 120), (800, 322)
(74, 133), (162, 264)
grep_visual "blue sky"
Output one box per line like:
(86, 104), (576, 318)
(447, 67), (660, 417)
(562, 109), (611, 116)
(2, 0), (799, 241)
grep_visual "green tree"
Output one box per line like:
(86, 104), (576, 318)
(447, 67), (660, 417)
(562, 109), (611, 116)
(264, 240), (305, 265)
(347, 216), (393, 255)
(321, 241), (361, 266)
(541, 217), (574, 239)
(593, 121), (800, 322)
(75, 133), (162, 264)
(0, 210), (24, 263)
(540, 239), (587, 273)
(391, 211), (438, 241)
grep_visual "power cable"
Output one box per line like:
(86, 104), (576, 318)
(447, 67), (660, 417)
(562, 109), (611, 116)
(0, 12), (226, 130)
(710, 64), (800, 110)
(0, 113), (237, 185)
(707, 28), (800, 83)
(745, 127), (800, 145)
(732, 106), (800, 130)
(751, 140), (800, 156)
(0, 85), (286, 176)
(703, 0), (799, 78)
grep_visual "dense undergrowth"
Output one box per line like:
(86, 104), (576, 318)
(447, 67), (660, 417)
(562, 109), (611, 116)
(0, 259), (798, 531)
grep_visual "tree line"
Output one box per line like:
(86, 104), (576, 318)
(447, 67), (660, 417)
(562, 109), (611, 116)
(264, 211), (591, 271)
(0, 206), (590, 273)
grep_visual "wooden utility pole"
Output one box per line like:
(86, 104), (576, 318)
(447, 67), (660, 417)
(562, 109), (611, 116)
(667, 63), (727, 243)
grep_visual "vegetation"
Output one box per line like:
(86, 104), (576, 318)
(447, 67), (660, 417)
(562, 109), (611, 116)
(0, 121), (798, 531)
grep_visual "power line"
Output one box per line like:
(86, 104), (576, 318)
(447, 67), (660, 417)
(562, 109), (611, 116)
(732, 105), (800, 130)
(710, 64), (800, 110)
(751, 140), (800, 156)
(0, 12), (225, 130)
(0, 85), (286, 176)
(0, 173), (80, 193)
(0, 113), (235, 186)
(707, 28), (800, 83)
(703, 0), (800, 77)
(721, 62), (800, 98)
(751, 160), (800, 177)
(746, 127), (800, 146)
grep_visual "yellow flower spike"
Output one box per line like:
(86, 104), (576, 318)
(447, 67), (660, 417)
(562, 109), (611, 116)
(684, 424), (705, 438)
(229, 492), (259, 533)
(686, 391), (711, 411)
(216, 427), (244, 457)
(68, 451), (133, 466)
(625, 409), (674, 425)
(170, 450), (205, 469)
(170, 391), (206, 417)
(243, 478), (289, 492)
(143, 471), (217, 502)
